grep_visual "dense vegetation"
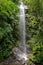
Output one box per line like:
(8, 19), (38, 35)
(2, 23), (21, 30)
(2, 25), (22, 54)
(24, 0), (43, 65)
(0, 0), (43, 65)
(0, 0), (19, 61)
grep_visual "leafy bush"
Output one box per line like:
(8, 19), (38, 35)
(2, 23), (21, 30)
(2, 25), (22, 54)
(0, 0), (19, 61)
(24, 0), (43, 65)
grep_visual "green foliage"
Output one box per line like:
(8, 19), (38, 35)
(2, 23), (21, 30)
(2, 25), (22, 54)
(24, 0), (43, 65)
(0, 0), (43, 64)
(28, 0), (43, 16)
(0, 0), (19, 61)
(12, 0), (20, 4)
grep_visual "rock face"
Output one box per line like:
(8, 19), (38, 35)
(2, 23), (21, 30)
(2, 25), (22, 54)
(0, 57), (15, 65)
(0, 56), (27, 65)
(12, 48), (27, 65)
(0, 48), (28, 65)
(0, 48), (35, 65)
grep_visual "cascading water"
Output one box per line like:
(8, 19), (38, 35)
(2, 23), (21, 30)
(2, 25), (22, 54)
(19, 1), (27, 61)
(19, 2), (26, 53)
(12, 1), (27, 64)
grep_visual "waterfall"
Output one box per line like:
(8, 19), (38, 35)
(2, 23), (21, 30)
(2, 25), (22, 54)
(12, 1), (27, 64)
(19, 1), (27, 61)
(19, 2), (26, 54)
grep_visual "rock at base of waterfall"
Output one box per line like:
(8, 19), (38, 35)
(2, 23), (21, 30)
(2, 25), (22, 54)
(12, 48), (27, 64)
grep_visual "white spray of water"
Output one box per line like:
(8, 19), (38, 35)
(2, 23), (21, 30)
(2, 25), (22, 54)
(19, 2), (27, 61)
(12, 1), (27, 64)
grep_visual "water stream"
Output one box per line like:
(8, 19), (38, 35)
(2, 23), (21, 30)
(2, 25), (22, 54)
(12, 1), (27, 64)
(19, 1), (27, 61)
